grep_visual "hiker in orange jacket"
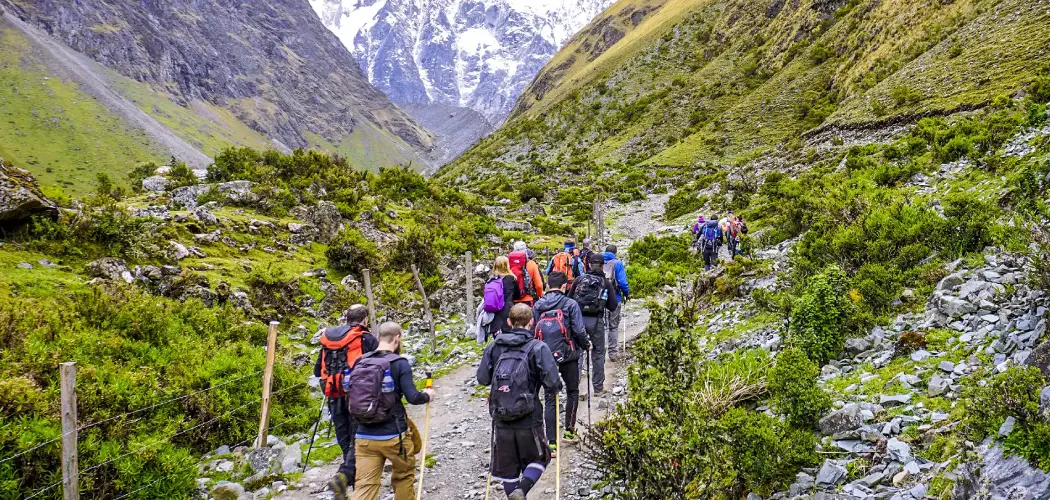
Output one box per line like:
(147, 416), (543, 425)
(509, 241), (545, 307)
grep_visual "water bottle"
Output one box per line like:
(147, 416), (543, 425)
(341, 368), (351, 392)
(382, 369), (395, 393)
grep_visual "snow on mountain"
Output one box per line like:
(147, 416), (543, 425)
(310, 0), (615, 127)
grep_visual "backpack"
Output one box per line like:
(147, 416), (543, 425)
(550, 252), (575, 281)
(483, 276), (505, 313)
(319, 325), (365, 398)
(347, 352), (401, 424)
(508, 251), (537, 297)
(740, 221), (749, 235)
(489, 340), (540, 422)
(603, 258), (621, 293)
(573, 273), (608, 315)
(534, 305), (574, 364)
(579, 248), (593, 272)
(703, 224), (720, 242)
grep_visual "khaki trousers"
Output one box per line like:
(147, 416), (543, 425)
(351, 420), (421, 500)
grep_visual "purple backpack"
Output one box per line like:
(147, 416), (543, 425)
(483, 277), (505, 313)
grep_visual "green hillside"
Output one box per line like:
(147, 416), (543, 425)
(440, 0), (1050, 185)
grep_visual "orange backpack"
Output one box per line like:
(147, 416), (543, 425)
(551, 251), (575, 281)
(319, 325), (366, 398)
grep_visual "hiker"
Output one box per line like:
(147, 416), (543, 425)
(735, 216), (749, 256)
(578, 238), (596, 273)
(314, 304), (379, 497)
(509, 241), (545, 307)
(350, 322), (434, 500)
(570, 252), (619, 393)
(700, 216), (723, 271)
(726, 214), (748, 257)
(546, 240), (583, 282)
(532, 272), (591, 456)
(691, 215), (707, 251)
(477, 304), (562, 500)
(481, 256), (519, 342)
(602, 245), (630, 362)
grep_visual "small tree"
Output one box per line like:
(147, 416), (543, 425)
(788, 266), (852, 364)
(768, 347), (831, 428)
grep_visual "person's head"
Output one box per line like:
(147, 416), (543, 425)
(711, 215), (719, 222)
(513, 240), (528, 253)
(563, 240), (576, 252)
(548, 271), (568, 291)
(377, 321), (403, 352)
(605, 244), (617, 255)
(583, 237), (593, 249)
(493, 255), (511, 276)
(698, 215), (706, 223)
(508, 303), (534, 329)
(588, 252), (604, 270)
(345, 304), (369, 326)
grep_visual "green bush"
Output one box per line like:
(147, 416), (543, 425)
(168, 161), (199, 188)
(517, 182), (544, 202)
(788, 266), (853, 364)
(963, 366), (1046, 437)
(391, 227), (439, 278)
(325, 228), (379, 277)
(768, 347), (831, 428)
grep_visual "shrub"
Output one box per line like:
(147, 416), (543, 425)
(963, 366), (1046, 437)
(391, 227), (439, 278)
(127, 161), (159, 192)
(517, 182), (544, 202)
(788, 266), (853, 364)
(768, 347), (832, 428)
(325, 228), (379, 277)
(168, 161), (199, 188)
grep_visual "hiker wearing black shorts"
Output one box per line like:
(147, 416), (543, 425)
(478, 304), (562, 500)
(532, 272), (591, 455)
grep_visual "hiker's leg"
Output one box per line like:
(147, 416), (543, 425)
(330, 397), (356, 480)
(589, 315), (606, 391)
(491, 426), (523, 494)
(606, 306), (621, 355)
(561, 360), (580, 433)
(350, 439), (383, 500)
(518, 426), (551, 494)
(543, 384), (557, 444)
(386, 436), (417, 500)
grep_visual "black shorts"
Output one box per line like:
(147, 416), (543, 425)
(490, 424), (550, 482)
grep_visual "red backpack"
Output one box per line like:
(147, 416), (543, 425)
(319, 325), (366, 398)
(508, 251), (536, 297)
(534, 306), (574, 364)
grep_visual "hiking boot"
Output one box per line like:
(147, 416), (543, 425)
(508, 489), (527, 500)
(563, 430), (580, 445)
(548, 442), (558, 458)
(329, 472), (349, 500)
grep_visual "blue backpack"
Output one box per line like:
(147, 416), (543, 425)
(703, 225), (720, 241)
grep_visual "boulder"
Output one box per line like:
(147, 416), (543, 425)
(880, 394), (912, 407)
(939, 295), (977, 318)
(952, 443), (1050, 499)
(816, 460), (847, 487)
(169, 241), (191, 260)
(210, 482), (245, 500)
(1040, 386), (1050, 421)
(192, 206), (219, 226)
(86, 258), (133, 283)
(278, 441), (302, 473)
(819, 404), (864, 435)
(845, 337), (871, 356)
(170, 181), (256, 210)
(887, 438), (912, 462)
(0, 158), (58, 229)
(937, 272), (965, 291)
(141, 175), (169, 192)
(928, 375), (949, 397)
(292, 201), (341, 242)
(1026, 340), (1050, 377)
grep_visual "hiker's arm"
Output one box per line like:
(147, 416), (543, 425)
(313, 349), (322, 377)
(535, 344), (563, 393)
(617, 263), (630, 299)
(363, 333), (379, 354)
(396, 360), (430, 405)
(606, 280), (620, 312)
(530, 264), (545, 298)
(476, 347), (494, 386)
(545, 258), (554, 276)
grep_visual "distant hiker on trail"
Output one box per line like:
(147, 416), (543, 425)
(477, 304), (562, 500)
(570, 252), (619, 393)
(602, 245), (630, 362)
(733, 216), (749, 256)
(699, 216), (723, 271)
(509, 241), (544, 307)
(315, 304), (378, 498)
(546, 239), (583, 283)
(691, 215), (707, 240)
(578, 238), (597, 273)
(480, 256), (519, 342)
(349, 322), (434, 500)
(726, 214), (746, 257)
(532, 271), (590, 456)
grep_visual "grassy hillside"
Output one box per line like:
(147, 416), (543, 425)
(440, 0), (1050, 188)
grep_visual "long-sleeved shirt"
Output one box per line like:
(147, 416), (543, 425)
(532, 291), (591, 359)
(355, 352), (431, 439)
(477, 328), (562, 428)
(603, 252), (631, 302)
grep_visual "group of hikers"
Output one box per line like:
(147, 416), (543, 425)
(691, 211), (749, 270)
(313, 237), (629, 500)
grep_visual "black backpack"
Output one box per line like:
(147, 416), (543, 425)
(535, 307), (575, 364)
(347, 352), (400, 424)
(489, 340), (540, 422)
(573, 273), (608, 315)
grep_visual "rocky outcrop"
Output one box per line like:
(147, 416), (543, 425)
(0, 158), (58, 229)
(169, 181), (257, 210)
(952, 442), (1050, 500)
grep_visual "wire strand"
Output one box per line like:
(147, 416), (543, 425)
(24, 480), (61, 500)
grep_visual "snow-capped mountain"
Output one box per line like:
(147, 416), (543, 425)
(310, 0), (615, 127)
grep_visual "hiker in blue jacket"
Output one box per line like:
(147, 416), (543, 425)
(602, 246), (630, 361)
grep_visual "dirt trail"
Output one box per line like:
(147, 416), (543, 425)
(280, 194), (667, 500)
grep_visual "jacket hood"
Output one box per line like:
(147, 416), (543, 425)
(603, 251), (618, 261)
(534, 291), (567, 312)
(495, 328), (533, 346)
(705, 220), (720, 228)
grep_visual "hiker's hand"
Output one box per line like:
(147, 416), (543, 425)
(424, 388), (435, 400)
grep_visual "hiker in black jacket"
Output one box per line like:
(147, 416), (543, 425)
(478, 304), (562, 500)
(532, 272), (591, 455)
(569, 253), (620, 393)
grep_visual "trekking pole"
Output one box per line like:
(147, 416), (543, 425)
(484, 422), (493, 500)
(302, 395), (328, 473)
(416, 371), (434, 500)
(555, 392), (561, 500)
(586, 352), (592, 428)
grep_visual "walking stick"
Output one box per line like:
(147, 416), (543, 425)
(555, 392), (561, 500)
(586, 352), (592, 428)
(302, 395), (328, 473)
(416, 372), (434, 500)
(484, 422), (493, 500)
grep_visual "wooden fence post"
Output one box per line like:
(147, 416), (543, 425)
(256, 321), (279, 448)
(362, 269), (377, 326)
(464, 251), (474, 327)
(60, 362), (78, 500)
(411, 264), (437, 352)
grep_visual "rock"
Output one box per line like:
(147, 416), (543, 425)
(939, 361), (956, 372)
(215, 460), (235, 472)
(1026, 340), (1050, 377)
(819, 404), (865, 435)
(939, 295), (977, 318)
(278, 441), (302, 473)
(142, 175), (169, 192)
(908, 483), (927, 499)
(937, 272), (965, 291)
(16, 262), (32, 270)
(858, 471), (885, 488)
(169, 241), (190, 260)
(880, 394), (912, 407)
(893, 469), (911, 485)
(170, 181), (256, 210)
(928, 375), (949, 397)
(952, 443), (1050, 499)
(998, 416), (1016, 437)
(845, 337), (871, 355)
(887, 438), (912, 462)
(86, 258), (133, 283)
(816, 460), (848, 487)
(192, 206), (219, 226)
(0, 159), (58, 228)
(292, 201), (342, 242)
(214, 445), (231, 456)
(1041, 386), (1050, 420)
(246, 447), (278, 474)
(911, 349), (932, 362)
(210, 482), (245, 500)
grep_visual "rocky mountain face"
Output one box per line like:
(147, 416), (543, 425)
(0, 0), (433, 162)
(310, 0), (615, 162)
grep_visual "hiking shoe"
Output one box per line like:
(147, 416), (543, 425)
(508, 489), (527, 500)
(329, 473), (349, 500)
(548, 442), (558, 458)
(563, 430), (580, 445)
